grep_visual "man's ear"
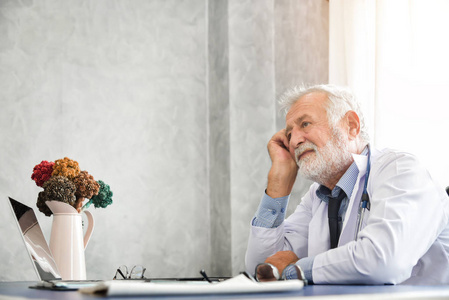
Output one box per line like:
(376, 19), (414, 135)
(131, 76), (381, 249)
(344, 111), (360, 140)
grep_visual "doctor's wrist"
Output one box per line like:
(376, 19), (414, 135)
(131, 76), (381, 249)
(296, 257), (314, 284)
(282, 264), (308, 285)
(267, 166), (297, 198)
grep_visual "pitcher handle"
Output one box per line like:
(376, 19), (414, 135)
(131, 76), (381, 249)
(83, 210), (95, 249)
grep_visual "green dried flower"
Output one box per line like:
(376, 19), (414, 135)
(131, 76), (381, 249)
(88, 180), (113, 209)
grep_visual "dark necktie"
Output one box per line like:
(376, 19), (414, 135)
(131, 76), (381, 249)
(328, 191), (346, 249)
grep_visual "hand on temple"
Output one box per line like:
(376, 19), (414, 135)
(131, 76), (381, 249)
(266, 129), (298, 198)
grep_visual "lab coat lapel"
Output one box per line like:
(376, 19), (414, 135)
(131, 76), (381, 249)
(308, 202), (331, 256)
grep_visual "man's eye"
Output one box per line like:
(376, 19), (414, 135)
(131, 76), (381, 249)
(302, 122), (310, 128)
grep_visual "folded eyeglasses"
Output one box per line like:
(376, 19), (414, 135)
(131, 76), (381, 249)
(113, 265), (147, 280)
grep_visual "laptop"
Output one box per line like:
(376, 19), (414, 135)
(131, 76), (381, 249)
(8, 197), (102, 290)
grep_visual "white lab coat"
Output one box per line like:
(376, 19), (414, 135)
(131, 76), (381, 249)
(245, 148), (449, 285)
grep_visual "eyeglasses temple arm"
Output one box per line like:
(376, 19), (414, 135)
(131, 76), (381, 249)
(200, 269), (212, 283)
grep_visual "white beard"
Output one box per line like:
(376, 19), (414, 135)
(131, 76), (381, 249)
(295, 129), (353, 186)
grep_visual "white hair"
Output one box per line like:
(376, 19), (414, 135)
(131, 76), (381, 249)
(278, 84), (370, 143)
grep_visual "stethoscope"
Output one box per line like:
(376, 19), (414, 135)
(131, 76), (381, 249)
(354, 144), (371, 240)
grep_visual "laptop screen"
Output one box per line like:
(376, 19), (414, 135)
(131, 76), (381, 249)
(8, 197), (61, 281)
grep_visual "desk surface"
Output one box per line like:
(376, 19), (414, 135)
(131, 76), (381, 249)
(2, 281), (449, 300)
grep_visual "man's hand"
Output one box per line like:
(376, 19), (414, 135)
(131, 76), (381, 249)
(265, 251), (299, 275)
(266, 129), (298, 198)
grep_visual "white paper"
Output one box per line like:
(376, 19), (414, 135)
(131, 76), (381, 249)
(79, 274), (304, 296)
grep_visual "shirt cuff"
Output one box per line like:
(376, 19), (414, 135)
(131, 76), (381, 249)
(252, 192), (289, 228)
(296, 256), (314, 284)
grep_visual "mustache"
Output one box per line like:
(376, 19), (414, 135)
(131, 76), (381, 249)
(294, 142), (318, 161)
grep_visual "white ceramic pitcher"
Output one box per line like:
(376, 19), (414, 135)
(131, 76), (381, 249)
(46, 200), (94, 280)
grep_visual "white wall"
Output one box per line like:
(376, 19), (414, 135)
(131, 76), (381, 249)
(228, 0), (329, 273)
(0, 0), (329, 280)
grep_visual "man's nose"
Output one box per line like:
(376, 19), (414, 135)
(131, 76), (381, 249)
(289, 128), (305, 150)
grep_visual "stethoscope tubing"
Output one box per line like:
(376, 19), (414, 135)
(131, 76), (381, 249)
(354, 144), (371, 241)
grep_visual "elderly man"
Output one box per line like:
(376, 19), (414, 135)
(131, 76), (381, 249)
(245, 84), (449, 285)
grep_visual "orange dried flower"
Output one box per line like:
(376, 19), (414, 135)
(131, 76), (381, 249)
(52, 157), (80, 180)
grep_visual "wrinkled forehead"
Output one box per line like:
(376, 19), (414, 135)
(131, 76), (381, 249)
(285, 92), (329, 122)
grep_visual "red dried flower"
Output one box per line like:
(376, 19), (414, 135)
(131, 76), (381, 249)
(31, 161), (55, 187)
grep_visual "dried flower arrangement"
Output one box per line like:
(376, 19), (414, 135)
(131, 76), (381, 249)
(32, 157), (113, 216)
